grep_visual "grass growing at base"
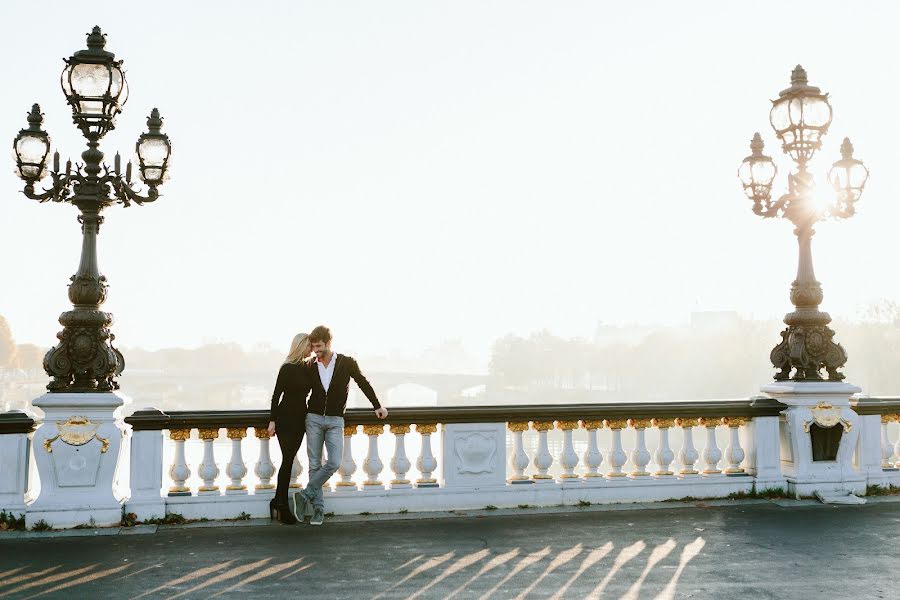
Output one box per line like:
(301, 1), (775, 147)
(0, 510), (26, 531)
(727, 486), (788, 500)
(865, 484), (900, 496)
(31, 519), (52, 532)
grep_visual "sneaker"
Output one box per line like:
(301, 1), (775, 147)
(292, 491), (311, 521)
(310, 507), (325, 526)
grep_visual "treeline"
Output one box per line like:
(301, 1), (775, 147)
(489, 308), (900, 401)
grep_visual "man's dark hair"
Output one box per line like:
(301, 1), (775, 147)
(309, 325), (332, 344)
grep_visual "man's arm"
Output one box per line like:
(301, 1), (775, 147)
(348, 357), (381, 410)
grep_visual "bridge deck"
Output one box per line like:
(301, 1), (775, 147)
(0, 500), (897, 599)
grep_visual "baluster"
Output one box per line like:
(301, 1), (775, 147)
(225, 427), (248, 494)
(531, 421), (554, 482)
(892, 415), (900, 468)
(197, 428), (220, 495)
(508, 422), (532, 483)
(254, 427), (276, 492)
(168, 428), (192, 496)
(336, 425), (358, 490)
(581, 420), (604, 478)
(289, 449), (304, 489)
(415, 423), (439, 487)
(882, 415), (897, 469)
(557, 421), (581, 480)
(390, 424), (412, 488)
(698, 417), (722, 475)
(628, 419), (652, 477)
(676, 417), (699, 477)
(362, 424), (385, 489)
(721, 417), (747, 474)
(651, 418), (675, 476)
(604, 419), (628, 478)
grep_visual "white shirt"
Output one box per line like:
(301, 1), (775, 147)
(316, 351), (338, 392)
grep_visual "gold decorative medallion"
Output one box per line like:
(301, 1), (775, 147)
(415, 423), (438, 435)
(390, 424), (411, 435)
(721, 417), (748, 428)
(804, 404), (852, 433)
(581, 419), (604, 431)
(604, 419), (628, 430)
(652, 418), (675, 429)
(44, 416), (109, 453)
(254, 428), (271, 439)
(507, 422), (530, 433)
(556, 420), (580, 431)
(675, 417), (698, 428)
(628, 418), (653, 430)
(532, 421), (554, 432)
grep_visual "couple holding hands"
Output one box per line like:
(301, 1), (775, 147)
(268, 325), (388, 525)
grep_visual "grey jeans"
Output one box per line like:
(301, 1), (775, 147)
(303, 413), (344, 510)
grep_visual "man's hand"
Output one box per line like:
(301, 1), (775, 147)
(267, 421), (277, 437)
(375, 407), (388, 419)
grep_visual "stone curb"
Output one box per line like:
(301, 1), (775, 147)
(3, 495), (898, 539)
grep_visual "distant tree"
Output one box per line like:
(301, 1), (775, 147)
(15, 344), (44, 373)
(0, 316), (18, 369)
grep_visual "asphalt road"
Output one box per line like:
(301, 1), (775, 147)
(0, 502), (898, 599)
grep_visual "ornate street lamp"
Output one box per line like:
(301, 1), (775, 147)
(11, 26), (172, 392)
(738, 65), (868, 382)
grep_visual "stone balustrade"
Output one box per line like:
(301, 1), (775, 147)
(3, 397), (900, 526)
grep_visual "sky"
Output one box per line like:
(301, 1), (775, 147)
(2, 1), (900, 360)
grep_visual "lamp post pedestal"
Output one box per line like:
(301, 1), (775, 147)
(761, 381), (865, 497)
(26, 392), (130, 529)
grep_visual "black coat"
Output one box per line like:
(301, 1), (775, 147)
(307, 353), (381, 416)
(269, 362), (313, 431)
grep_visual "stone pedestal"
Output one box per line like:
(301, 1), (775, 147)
(27, 392), (129, 528)
(441, 423), (507, 488)
(761, 381), (865, 496)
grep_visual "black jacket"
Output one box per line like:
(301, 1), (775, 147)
(307, 353), (381, 416)
(269, 362), (313, 430)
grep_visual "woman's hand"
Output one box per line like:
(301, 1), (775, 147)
(267, 421), (276, 437)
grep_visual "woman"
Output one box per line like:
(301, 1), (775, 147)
(268, 332), (313, 524)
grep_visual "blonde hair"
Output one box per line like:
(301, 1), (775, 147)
(284, 333), (310, 365)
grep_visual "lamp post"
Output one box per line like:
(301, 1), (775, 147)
(738, 65), (868, 382)
(12, 26), (172, 393)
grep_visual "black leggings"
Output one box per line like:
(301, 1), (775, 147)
(275, 428), (305, 505)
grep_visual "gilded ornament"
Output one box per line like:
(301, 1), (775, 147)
(198, 428), (219, 440)
(56, 416), (99, 446)
(697, 417), (718, 428)
(43, 434), (60, 453)
(721, 417), (748, 427)
(507, 422), (530, 433)
(581, 419), (604, 430)
(556, 420), (580, 431)
(628, 418), (653, 430)
(389, 424), (411, 435)
(363, 424), (385, 436)
(169, 428), (191, 441)
(343, 425), (358, 437)
(881, 414), (899, 424)
(675, 417), (698, 428)
(651, 418), (675, 429)
(254, 428), (271, 439)
(604, 419), (628, 430)
(532, 421), (554, 432)
(226, 427), (247, 440)
(416, 423), (438, 435)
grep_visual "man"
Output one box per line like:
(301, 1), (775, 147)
(293, 325), (388, 525)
